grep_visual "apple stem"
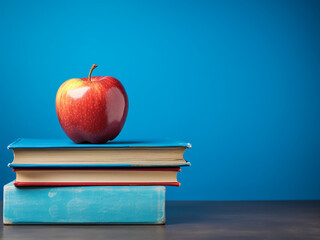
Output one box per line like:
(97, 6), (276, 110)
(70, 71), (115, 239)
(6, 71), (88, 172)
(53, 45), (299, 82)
(88, 64), (98, 81)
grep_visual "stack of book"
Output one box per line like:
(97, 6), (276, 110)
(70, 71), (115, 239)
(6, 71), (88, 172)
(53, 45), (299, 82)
(3, 138), (191, 224)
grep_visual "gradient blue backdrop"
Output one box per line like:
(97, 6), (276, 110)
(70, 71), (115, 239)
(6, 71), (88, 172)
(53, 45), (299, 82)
(1, 0), (320, 200)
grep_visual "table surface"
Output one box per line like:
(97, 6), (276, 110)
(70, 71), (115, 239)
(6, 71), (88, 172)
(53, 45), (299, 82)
(1, 200), (320, 240)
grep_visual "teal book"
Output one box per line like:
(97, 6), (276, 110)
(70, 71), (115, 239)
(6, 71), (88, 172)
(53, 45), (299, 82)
(8, 138), (191, 168)
(3, 182), (165, 224)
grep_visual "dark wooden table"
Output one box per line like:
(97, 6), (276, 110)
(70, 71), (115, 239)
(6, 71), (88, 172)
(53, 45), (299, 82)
(1, 201), (320, 240)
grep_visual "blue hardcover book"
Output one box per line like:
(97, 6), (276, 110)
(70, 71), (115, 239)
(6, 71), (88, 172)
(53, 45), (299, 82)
(8, 138), (192, 149)
(3, 182), (165, 224)
(8, 138), (191, 168)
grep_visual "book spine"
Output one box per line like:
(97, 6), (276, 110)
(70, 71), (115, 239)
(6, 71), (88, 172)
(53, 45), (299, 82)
(3, 182), (165, 224)
(13, 181), (180, 187)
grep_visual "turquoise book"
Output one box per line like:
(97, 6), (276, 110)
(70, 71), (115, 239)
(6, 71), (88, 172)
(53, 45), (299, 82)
(8, 138), (191, 168)
(3, 182), (165, 224)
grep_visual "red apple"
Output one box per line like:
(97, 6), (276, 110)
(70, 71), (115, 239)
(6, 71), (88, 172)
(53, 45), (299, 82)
(56, 64), (128, 144)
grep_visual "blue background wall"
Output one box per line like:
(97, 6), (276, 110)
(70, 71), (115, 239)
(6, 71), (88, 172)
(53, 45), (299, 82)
(1, 0), (319, 200)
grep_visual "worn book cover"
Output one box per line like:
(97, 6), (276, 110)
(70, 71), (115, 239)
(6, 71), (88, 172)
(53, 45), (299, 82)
(3, 182), (165, 224)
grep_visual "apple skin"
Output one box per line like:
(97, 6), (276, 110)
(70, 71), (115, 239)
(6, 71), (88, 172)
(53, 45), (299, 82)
(56, 76), (128, 144)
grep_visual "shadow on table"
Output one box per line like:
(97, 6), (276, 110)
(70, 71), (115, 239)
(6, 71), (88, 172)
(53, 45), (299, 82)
(166, 201), (217, 225)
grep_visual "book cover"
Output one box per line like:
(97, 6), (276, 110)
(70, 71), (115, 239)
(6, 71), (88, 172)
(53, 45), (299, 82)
(3, 182), (165, 224)
(8, 138), (192, 149)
